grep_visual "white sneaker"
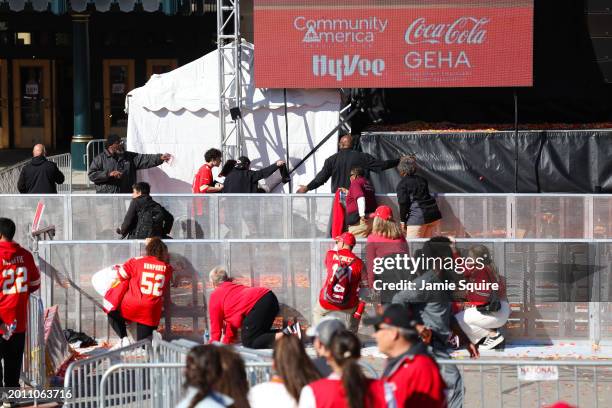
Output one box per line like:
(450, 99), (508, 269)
(480, 333), (504, 350)
(110, 337), (132, 351)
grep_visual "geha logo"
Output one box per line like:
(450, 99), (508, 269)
(312, 55), (385, 81)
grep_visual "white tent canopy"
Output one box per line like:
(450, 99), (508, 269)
(126, 41), (340, 193)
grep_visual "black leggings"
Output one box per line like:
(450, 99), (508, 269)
(241, 291), (280, 349)
(108, 311), (157, 341)
(0, 332), (26, 387)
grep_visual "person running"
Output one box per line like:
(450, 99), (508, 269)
(312, 232), (364, 329)
(396, 155), (442, 238)
(0, 218), (40, 395)
(298, 330), (395, 408)
(249, 335), (321, 408)
(105, 237), (173, 347)
(222, 156), (286, 193)
(177, 345), (233, 408)
(365, 304), (446, 408)
(365, 205), (409, 304)
(208, 267), (300, 348)
(193, 148), (224, 194)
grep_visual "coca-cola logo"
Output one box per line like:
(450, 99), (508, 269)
(405, 17), (489, 45)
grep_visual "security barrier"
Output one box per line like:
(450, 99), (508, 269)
(436, 359), (612, 408)
(37, 239), (612, 345)
(20, 294), (46, 387)
(63, 339), (155, 408)
(90, 356), (612, 408)
(3, 194), (612, 245)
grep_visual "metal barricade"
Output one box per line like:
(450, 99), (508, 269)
(20, 294), (46, 387)
(0, 158), (29, 193)
(437, 359), (612, 408)
(48, 153), (72, 193)
(98, 361), (273, 408)
(63, 339), (154, 408)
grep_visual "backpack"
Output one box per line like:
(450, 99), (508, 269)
(133, 200), (172, 239)
(323, 255), (355, 308)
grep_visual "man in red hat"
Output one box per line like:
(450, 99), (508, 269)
(312, 232), (365, 330)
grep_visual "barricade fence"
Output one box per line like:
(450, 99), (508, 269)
(3, 193), (612, 245)
(84, 139), (106, 187)
(21, 294), (45, 387)
(0, 153), (71, 195)
(37, 239), (612, 345)
(63, 339), (155, 408)
(83, 350), (612, 408)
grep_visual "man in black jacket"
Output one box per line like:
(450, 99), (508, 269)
(297, 134), (400, 193)
(17, 144), (65, 194)
(222, 156), (286, 193)
(118, 182), (174, 239)
(88, 134), (172, 194)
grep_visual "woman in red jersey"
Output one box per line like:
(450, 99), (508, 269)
(298, 330), (395, 408)
(106, 237), (173, 346)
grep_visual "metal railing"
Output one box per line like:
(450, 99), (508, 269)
(89, 355), (612, 408)
(63, 339), (155, 408)
(21, 294), (46, 387)
(436, 359), (612, 408)
(37, 238), (612, 345)
(2, 193), (612, 243)
(0, 153), (72, 194)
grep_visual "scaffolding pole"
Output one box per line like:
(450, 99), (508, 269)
(217, 0), (243, 159)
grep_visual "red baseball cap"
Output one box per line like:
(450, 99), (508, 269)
(369, 205), (393, 221)
(335, 232), (356, 247)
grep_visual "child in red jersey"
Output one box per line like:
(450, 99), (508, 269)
(106, 237), (173, 346)
(0, 218), (40, 389)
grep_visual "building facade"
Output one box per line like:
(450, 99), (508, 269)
(0, 1), (218, 168)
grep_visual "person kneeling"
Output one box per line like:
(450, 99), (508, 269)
(208, 267), (300, 348)
(105, 237), (173, 347)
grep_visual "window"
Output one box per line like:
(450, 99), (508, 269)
(16, 32), (32, 46)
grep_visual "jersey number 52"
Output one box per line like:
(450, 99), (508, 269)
(140, 272), (165, 297)
(2, 267), (28, 294)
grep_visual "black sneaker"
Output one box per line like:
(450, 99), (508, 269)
(480, 333), (504, 350)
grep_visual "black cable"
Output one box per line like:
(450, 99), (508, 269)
(283, 88), (292, 191)
(514, 90), (519, 193)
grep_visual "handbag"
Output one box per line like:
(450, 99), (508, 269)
(475, 266), (502, 313)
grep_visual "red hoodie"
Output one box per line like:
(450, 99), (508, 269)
(0, 241), (40, 334)
(208, 281), (269, 344)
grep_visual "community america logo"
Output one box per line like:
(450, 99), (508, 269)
(294, 16), (388, 45)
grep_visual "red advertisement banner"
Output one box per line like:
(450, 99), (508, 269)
(254, 1), (533, 88)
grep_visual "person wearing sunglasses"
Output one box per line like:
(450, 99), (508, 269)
(364, 304), (446, 408)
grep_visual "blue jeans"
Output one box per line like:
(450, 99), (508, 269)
(431, 346), (464, 408)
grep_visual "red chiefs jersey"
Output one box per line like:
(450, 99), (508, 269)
(0, 241), (40, 334)
(117, 256), (173, 327)
(384, 353), (447, 408)
(318, 248), (364, 311)
(192, 163), (214, 194)
(308, 377), (394, 408)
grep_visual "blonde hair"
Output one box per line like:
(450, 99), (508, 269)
(371, 217), (404, 239)
(209, 266), (230, 287)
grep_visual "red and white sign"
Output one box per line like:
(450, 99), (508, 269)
(254, 0), (533, 88)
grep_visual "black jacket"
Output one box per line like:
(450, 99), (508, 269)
(222, 164), (280, 193)
(306, 148), (399, 192)
(120, 195), (174, 239)
(396, 174), (441, 225)
(88, 149), (163, 194)
(17, 156), (65, 194)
